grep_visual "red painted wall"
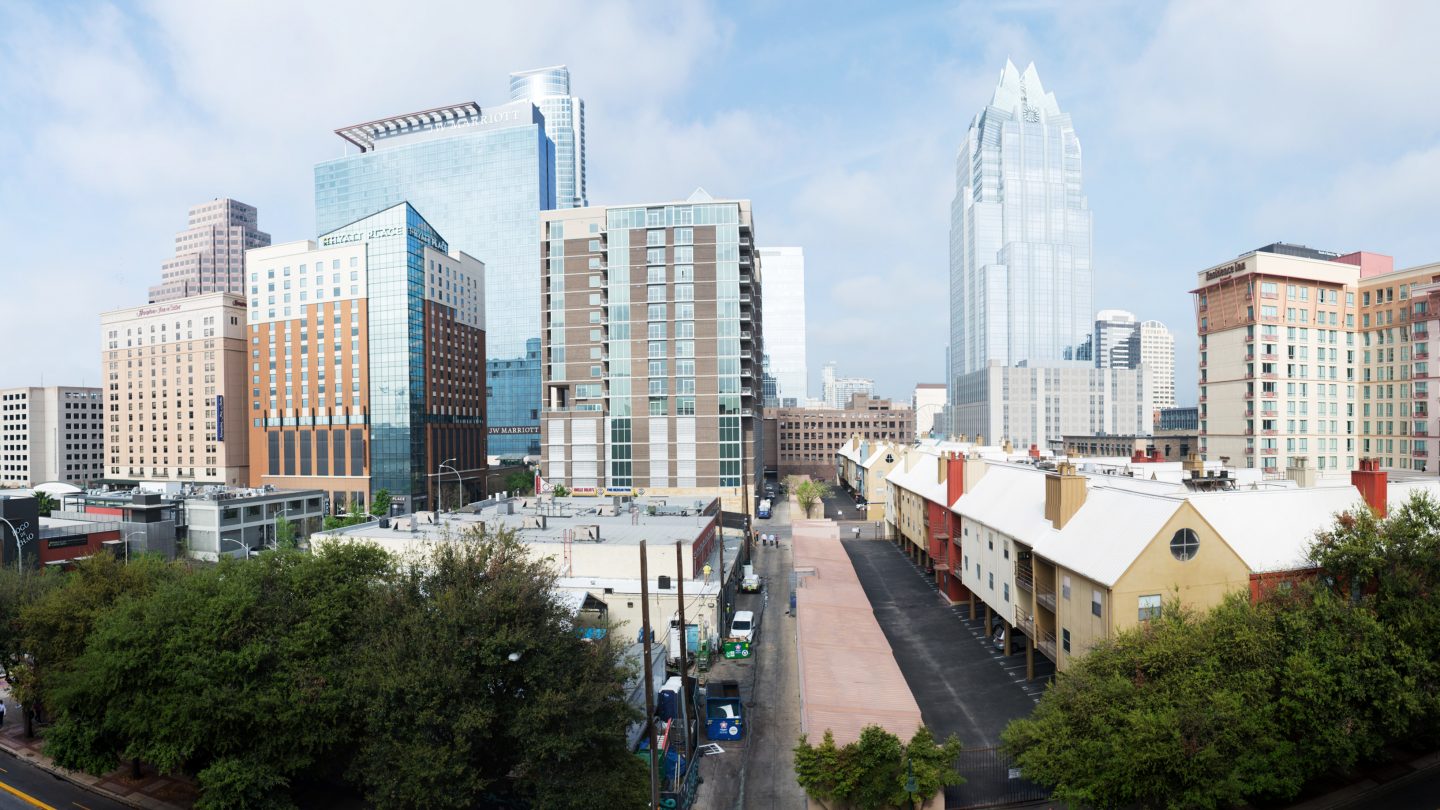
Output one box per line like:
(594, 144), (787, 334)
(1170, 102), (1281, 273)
(38, 529), (118, 566)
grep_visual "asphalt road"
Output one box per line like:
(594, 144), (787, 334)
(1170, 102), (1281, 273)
(693, 499), (805, 810)
(0, 748), (130, 810)
(841, 535), (1043, 749)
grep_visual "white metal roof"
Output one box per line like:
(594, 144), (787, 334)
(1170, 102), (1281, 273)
(1185, 486), (1365, 573)
(1033, 486), (1184, 586)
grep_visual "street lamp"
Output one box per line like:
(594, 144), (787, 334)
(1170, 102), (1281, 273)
(438, 458), (459, 513)
(904, 757), (918, 809)
(123, 530), (146, 564)
(221, 537), (250, 560)
(0, 516), (28, 574)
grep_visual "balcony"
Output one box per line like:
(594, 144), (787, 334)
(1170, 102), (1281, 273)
(739, 294), (752, 304)
(1244, 428), (1254, 435)
(1416, 448), (1431, 458)
(1015, 566), (1034, 592)
(1262, 429), (1277, 436)
(1244, 353), (1255, 362)
(1261, 447), (1278, 455)
(1417, 350), (1430, 360)
(740, 331), (753, 340)
(1244, 391), (1255, 400)
(1262, 391), (1277, 399)
(1417, 391), (1430, 400)
(1262, 353), (1278, 361)
(1036, 587), (1056, 613)
(1036, 629), (1057, 659)
(1244, 447), (1255, 455)
(1017, 611), (1036, 637)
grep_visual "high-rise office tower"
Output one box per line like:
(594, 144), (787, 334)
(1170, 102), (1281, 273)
(101, 293), (251, 485)
(510, 65), (586, 209)
(539, 192), (763, 501)
(244, 203), (487, 511)
(148, 199), (271, 303)
(1139, 320), (1176, 409)
(1093, 309), (1140, 369)
(757, 247), (807, 407)
(0, 387), (104, 487)
(949, 61), (1092, 377)
(316, 99), (555, 459)
(821, 361), (874, 410)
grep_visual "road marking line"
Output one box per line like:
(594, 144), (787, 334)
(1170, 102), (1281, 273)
(73, 803), (91, 810)
(0, 777), (57, 809)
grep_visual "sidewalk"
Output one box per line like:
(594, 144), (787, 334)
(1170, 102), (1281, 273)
(0, 687), (197, 809)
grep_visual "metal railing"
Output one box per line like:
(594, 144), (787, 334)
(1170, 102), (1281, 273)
(1035, 588), (1056, 612)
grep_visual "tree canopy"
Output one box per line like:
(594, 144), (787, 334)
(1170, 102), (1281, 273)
(13, 527), (643, 809)
(795, 724), (962, 810)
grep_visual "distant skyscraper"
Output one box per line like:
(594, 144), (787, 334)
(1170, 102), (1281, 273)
(948, 60), (1092, 378)
(316, 99), (556, 457)
(821, 362), (874, 409)
(148, 199), (271, 303)
(757, 247), (807, 407)
(510, 65), (586, 209)
(1093, 309), (1140, 369)
(1139, 320), (1176, 409)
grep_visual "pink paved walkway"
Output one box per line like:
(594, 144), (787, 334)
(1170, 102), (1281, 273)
(793, 519), (923, 746)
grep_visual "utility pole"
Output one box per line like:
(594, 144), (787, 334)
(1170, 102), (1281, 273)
(717, 516), (726, 625)
(639, 540), (660, 808)
(675, 540), (692, 760)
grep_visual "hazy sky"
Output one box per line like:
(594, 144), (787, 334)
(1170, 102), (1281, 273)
(3, 1), (1439, 403)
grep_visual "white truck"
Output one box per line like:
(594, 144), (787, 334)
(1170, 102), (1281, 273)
(740, 564), (761, 593)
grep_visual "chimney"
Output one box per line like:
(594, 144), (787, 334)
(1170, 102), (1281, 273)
(1149, 447), (1162, 462)
(946, 453), (966, 506)
(1351, 458), (1388, 516)
(1131, 450), (1148, 464)
(976, 434), (984, 446)
(1028, 443), (1040, 459)
(1044, 462), (1087, 530)
(1182, 453), (1205, 480)
(1285, 456), (1317, 489)
(1002, 438), (1014, 454)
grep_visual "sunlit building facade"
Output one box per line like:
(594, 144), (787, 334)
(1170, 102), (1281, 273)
(509, 65), (586, 209)
(757, 247), (807, 407)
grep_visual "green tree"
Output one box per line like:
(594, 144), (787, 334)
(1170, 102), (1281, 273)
(790, 477), (833, 518)
(274, 516), (297, 550)
(42, 544), (393, 808)
(346, 526), (645, 809)
(369, 489), (392, 518)
(504, 470), (534, 496)
(33, 492), (57, 518)
(550, 483), (570, 498)
(794, 724), (962, 810)
(347, 498), (366, 525)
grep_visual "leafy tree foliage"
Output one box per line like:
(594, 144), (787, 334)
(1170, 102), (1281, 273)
(504, 470), (535, 496)
(1003, 491), (1440, 808)
(794, 724), (962, 809)
(550, 483), (571, 497)
(33, 492), (57, 518)
(788, 476), (833, 518)
(273, 516), (297, 549)
(369, 489), (392, 518)
(21, 527), (643, 808)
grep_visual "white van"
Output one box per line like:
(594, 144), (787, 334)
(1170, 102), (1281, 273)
(730, 610), (756, 641)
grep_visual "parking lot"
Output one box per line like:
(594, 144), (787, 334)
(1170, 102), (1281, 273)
(841, 533), (1050, 748)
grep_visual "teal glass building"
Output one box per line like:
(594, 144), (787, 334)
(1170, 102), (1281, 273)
(315, 100), (555, 458)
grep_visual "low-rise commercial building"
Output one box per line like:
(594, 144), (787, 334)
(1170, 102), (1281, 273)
(313, 494), (742, 644)
(1056, 433), (1198, 462)
(771, 396), (914, 481)
(835, 437), (907, 521)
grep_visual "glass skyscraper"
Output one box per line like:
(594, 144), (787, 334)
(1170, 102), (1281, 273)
(509, 65), (586, 209)
(948, 60), (1092, 384)
(757, 247), (807, 407)
(315, 100), (555, 458)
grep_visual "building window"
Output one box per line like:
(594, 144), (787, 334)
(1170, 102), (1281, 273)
(988, 572), (993, 590)
(1003, 583), (1009, 602)
(1138, 594), (1162, 622)
(1091, 590), (1103, 618)
(1062, 628), (1070, 653)
(1062, 575), (1071, 600)
(1170, 528), (1200, 561)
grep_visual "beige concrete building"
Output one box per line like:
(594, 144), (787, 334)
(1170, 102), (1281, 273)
(539, 193), (764, 508)
(148, 199), (271, 303)
(1357, 261), (1438, 471)
(101, 293), (250, 485)
(0, 387), (104, 488)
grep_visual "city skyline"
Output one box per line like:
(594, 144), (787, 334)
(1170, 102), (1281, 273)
(5, 3), (1440, 404)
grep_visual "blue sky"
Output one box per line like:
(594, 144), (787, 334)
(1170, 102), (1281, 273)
(2, 1), (1439, 404)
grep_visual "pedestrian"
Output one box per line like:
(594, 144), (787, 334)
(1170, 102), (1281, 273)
(1, 699), (8, 728)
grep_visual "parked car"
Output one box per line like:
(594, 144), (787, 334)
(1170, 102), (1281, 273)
(740, 565), (761, 593)
(730, 610), (756, 641)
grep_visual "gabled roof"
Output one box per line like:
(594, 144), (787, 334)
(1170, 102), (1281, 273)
(884, 454), (947, 507)
(951, 465), (1052, 546)
(1033, 487), (1183, 587)
(1186, 486), (1364, 573)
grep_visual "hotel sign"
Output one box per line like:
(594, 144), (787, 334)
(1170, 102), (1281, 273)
(320, 226), (404, 248)
(1204, 260), (1247, 282)
(136, 303), (182, 317)
(489, 426), (539, 435)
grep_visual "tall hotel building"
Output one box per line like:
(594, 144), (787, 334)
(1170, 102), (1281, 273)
(1193, 244), (1388, 476)
(1, 386), (104, 487)
(148, 199), (271, 303)
(316, 91), (559, 458)
(244, 203), (486, 512)
(539, 192), (764, 501)
(101, 294), (251, 485)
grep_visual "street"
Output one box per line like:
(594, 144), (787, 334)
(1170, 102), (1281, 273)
(692, 498), (806, 810)
(0, 747), (131, 810)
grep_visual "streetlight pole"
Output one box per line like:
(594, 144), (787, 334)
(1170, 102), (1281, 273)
(438, 458), (458, 513)
(221, 537), (250, 560)
(124, 530), (145, 564)
(0, 517), (28, 574)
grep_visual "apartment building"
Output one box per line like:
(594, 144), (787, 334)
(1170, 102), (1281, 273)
(0, 387), (104, 487)
(1194, 244), (1390, 476)
(539, 193), (764, 505)
(100, 294), (250, 486)
(1356, 260), (1440, 471)
(770, 395), (915, 480)
(244, 202), (487, 513)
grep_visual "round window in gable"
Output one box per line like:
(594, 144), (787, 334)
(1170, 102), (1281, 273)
(1170, 528), (1200, 561)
